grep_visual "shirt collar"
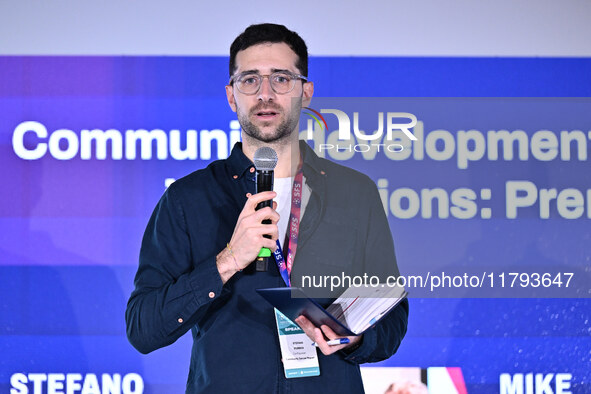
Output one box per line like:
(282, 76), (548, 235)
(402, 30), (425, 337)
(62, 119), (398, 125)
(227, 142), (255, 179)
(226, 140), (325, 179)
(299, 140), (324, 176)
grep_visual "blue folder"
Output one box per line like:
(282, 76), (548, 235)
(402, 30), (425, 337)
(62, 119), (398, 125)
(256, 287), (358, 336)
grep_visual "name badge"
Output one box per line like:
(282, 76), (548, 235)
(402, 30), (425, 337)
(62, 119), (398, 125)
(274, 308), (320, 378)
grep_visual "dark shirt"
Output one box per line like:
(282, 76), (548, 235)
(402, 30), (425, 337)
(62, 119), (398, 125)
(126, 141), (409, 393)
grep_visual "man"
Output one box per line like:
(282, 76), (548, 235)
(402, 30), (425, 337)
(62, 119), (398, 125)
(126, 23), (408, 393)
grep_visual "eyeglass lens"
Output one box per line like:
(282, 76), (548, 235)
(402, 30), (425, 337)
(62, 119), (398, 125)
(236, 73), (297, 94)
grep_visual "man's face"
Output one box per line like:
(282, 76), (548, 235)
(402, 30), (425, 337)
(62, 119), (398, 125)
(226, 42), (313, 144)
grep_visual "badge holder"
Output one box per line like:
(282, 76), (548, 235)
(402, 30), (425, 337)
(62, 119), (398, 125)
(274, 308), (320, 378)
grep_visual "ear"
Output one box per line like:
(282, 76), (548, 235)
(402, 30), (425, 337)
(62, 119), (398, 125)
(225, 85), (237, 112)
(302, 81), (314, 107)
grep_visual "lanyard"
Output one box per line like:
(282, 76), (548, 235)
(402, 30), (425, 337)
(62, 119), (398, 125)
(272, 164), (304, 287)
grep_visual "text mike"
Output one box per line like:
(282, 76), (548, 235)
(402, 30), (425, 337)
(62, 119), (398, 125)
(253, 146), (278, 271)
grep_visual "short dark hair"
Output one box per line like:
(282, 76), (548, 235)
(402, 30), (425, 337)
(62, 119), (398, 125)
(229, 23), (308, 78)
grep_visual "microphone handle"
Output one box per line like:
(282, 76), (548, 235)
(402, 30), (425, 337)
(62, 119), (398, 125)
(255, 170), (274, 271)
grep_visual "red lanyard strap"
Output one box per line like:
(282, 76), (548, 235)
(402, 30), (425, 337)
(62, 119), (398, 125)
(272, 164), (304, 287)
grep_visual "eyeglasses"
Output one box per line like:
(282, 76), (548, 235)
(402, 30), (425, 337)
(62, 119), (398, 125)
(229, 71), (307, 95)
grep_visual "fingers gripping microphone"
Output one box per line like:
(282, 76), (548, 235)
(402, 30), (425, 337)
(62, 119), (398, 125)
(253, 147), (278, 271)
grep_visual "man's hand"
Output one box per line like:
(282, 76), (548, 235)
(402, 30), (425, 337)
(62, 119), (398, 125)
(217, 191), (279, 283)
(294, 315), (362, 356)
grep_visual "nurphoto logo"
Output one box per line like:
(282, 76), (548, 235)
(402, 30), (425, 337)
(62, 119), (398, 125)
(303, 107), (417, 153)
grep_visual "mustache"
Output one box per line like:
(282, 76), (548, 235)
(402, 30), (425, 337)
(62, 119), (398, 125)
(250, 103), (282, 115)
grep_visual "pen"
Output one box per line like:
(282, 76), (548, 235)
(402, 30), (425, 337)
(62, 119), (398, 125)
(312, 338), (350, 347)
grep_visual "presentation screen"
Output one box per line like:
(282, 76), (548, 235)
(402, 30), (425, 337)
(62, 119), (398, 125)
(1, 56), (590, 393)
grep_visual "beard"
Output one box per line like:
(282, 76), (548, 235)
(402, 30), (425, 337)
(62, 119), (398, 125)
(237, 100), (302, 144)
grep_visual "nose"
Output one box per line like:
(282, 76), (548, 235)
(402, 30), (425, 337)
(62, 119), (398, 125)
(257, 75), (276, 102)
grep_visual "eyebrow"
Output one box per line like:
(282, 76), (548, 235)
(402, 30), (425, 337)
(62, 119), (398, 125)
(239, 69), (259, 75)
(238, 68), (294, 75)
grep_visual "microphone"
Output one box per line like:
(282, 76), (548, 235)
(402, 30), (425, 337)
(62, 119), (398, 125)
(253, 147), (278, 271)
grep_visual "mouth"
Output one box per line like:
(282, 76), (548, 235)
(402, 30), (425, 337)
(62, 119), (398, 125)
(255, 110), (279, 119)
(253, 106), (281, 120)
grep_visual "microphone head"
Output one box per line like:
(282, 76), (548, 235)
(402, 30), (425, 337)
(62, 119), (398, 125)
(253, 147), (278, 171)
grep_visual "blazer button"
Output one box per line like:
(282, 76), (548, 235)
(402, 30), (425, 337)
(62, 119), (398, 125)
(208, 291), (215, 298)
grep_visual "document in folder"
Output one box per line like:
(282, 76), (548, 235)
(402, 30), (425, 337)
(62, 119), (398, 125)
(256, 284), (407, 337)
